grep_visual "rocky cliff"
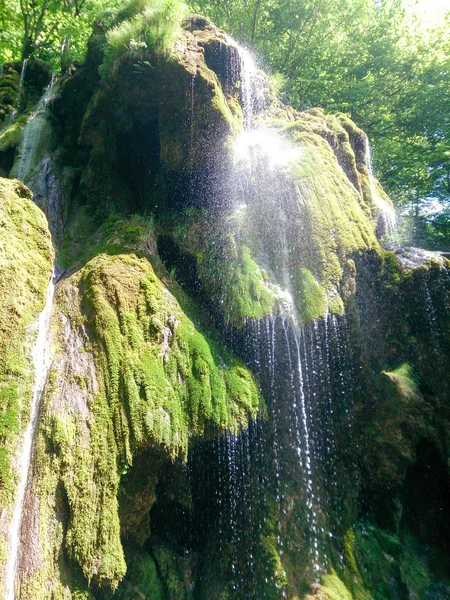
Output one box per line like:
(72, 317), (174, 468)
(0, 4), (449, 600)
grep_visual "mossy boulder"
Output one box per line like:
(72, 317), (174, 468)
(16, 219), (260, 595)
(73, 13), (244, 218)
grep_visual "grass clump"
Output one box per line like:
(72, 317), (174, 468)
(383, 363), (418, 399)
(100, 0), (186, 78)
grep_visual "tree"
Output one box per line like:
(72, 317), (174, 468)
(0, 0), (122, 67)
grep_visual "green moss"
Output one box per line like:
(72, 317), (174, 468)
(78, 252), (259, 451)
(291, 267), (327, 324)
(399, 535), (430, 595)
(167, 104), (381, 325)
(343, 529), (358, 575)
(261, 534), (288, 589)
(115, 551), (165, 600)
(0, 113), (29, 152)
(151, 543), (186, 599)
(223, 244), (276, 320)
(173, 209), (278, 322)
(313, 526), (436, 600)
(380, 251), (402, 289)
(352, 524), (400, 600)
(0, 177), (53, 507)
(320, 572), (353, 600)
(58, 211), (156, 270)
(22, 239), (260, 594)
(0, 67), (22, 123)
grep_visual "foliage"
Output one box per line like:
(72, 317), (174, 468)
(382, 362), (418, 399)
(0, 0), (124, 68)
(0, 0), (186, 70)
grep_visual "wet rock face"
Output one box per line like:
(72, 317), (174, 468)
(350, 252), (450, 536)
(0, 177), (53, 586)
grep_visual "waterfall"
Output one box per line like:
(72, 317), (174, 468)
(11, 74), (65, 243)
(238, 46), (258, 128)
(12, 74), (56, 184)
(232, 128), (300, 317)
(293, 329), (320, 572)
(8, 59), (28, 124)
(208, 42), (359, 582)
(220, 312), (356, 587)
(364, 136), (396, 234)
(224, 36), (266, 128)
(5, 272), (55, 600)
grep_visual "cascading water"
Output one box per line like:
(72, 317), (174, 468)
(225, 36), (266, 129)
(292, 327), (320, 571)
(5, 272), (55, 600)
(8, 59), (28, 124)
(364, 135), (396, 234)
(12, 74), (56, 184)
(237, 46), (257, 128)
(199, 42), (361, 585)
(219, 311), (356, 591)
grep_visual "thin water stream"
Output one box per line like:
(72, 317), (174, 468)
(12, 74), (56, 184)
(364, 135), (396, 233)
(8, 59), (28, 125)
(5, 272), (55, 600)
(228, 41), (327, 579)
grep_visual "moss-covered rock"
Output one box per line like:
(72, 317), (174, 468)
(0, 177), (53, 569)
(17, 219), (260, 596)
(165, 108), (380, 325)
(73, 11), (244, 219)
(3, 4), (449, 598)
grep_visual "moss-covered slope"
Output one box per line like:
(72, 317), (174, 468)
(0, 177), (53, 568)
(16, 227), (260, 596)
(169, 108), (381, 325)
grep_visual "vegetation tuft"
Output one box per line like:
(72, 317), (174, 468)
(100, 0), (186, 78)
